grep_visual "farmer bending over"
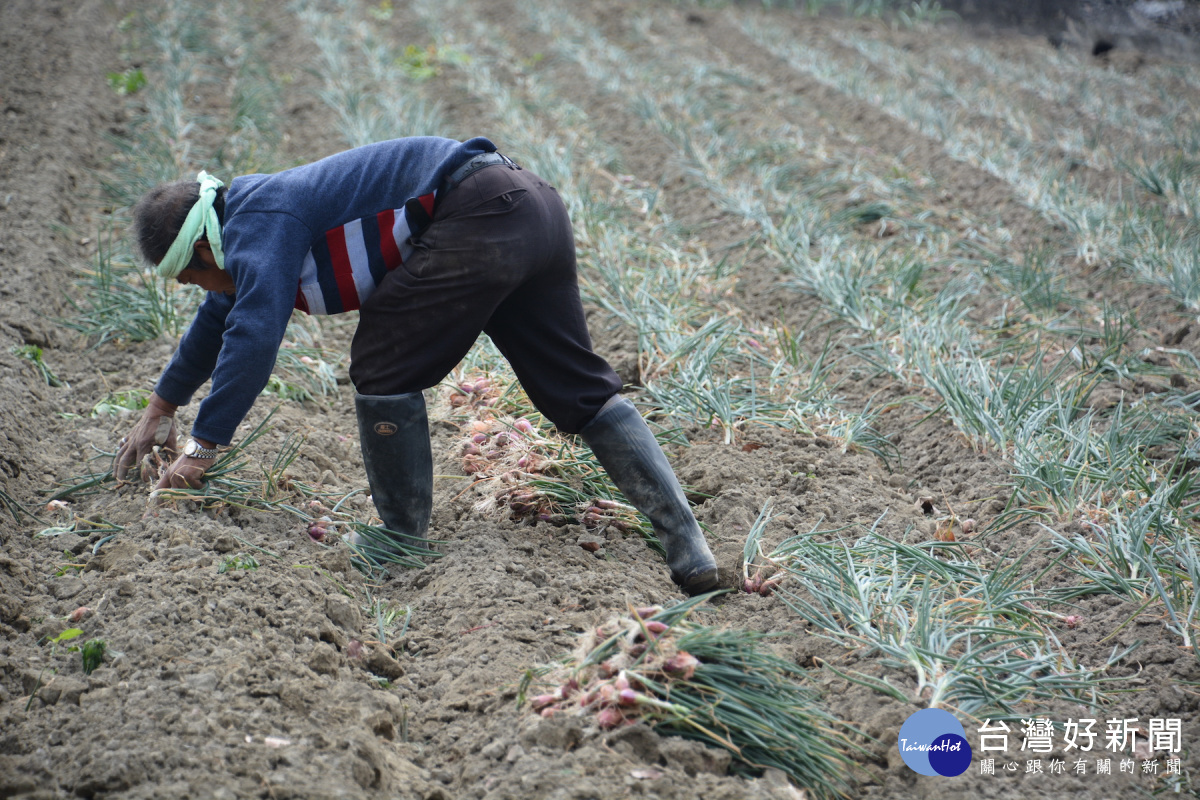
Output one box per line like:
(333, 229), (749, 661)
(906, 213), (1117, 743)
(114, 136), (719, 594)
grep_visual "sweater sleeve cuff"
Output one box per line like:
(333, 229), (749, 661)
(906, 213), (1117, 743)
(189, 419), (237, 448)
(154, 374), (199, 409)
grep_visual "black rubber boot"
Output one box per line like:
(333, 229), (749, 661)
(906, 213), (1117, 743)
(353, 392), (434, 559)
(580, 397), (719, 595)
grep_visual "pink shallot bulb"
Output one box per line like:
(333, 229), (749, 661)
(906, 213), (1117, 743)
(530, 694), (559, 712)
(597, 707), (624, 730)
(663, 651), (699, 679)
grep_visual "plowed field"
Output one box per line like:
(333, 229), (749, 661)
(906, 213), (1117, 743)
(2, 1), (1199, 798)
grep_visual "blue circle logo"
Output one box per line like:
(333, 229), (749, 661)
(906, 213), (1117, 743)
(897, 709), (973, 776)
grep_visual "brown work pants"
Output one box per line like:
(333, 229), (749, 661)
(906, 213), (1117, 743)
(349, 162), (621, 433)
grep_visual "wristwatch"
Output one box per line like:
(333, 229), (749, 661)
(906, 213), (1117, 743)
(183, 439), (220, 459)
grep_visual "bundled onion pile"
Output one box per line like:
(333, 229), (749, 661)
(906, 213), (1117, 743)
(448, 376), (648, 539)
(524, 595), (858, 799)
(447, 375), (501, 411)
(529, 605), (701, 730)
(459, 416), (550, 481)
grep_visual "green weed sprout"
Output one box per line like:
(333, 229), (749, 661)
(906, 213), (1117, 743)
(25, 628), (84, 711)
(11, 345), (67, 388)
(91, 390), (149, 418)
(394, 43), (470, 80)
(106, 68), (147, 95)
(217, 553), (260, 574)
(365, 590), (411, 646)
(80, 639), (107, 675)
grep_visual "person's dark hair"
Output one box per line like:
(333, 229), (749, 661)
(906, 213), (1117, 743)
(131, 181), (226, 269)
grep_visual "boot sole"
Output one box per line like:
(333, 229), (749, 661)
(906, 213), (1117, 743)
(676, 566), (720, 596)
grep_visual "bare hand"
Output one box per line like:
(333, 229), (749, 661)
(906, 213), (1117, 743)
(115, 393), (179, 482)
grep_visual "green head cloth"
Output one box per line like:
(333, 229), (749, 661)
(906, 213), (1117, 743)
(156, 171), (226, 279)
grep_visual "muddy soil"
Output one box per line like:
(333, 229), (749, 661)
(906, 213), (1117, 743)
(2, 1), (1199, 799)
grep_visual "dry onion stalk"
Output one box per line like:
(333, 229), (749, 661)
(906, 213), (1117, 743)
(523, 594), (859, 799)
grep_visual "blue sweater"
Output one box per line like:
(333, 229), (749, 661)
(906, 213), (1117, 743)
(155, 136), (496, 445)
